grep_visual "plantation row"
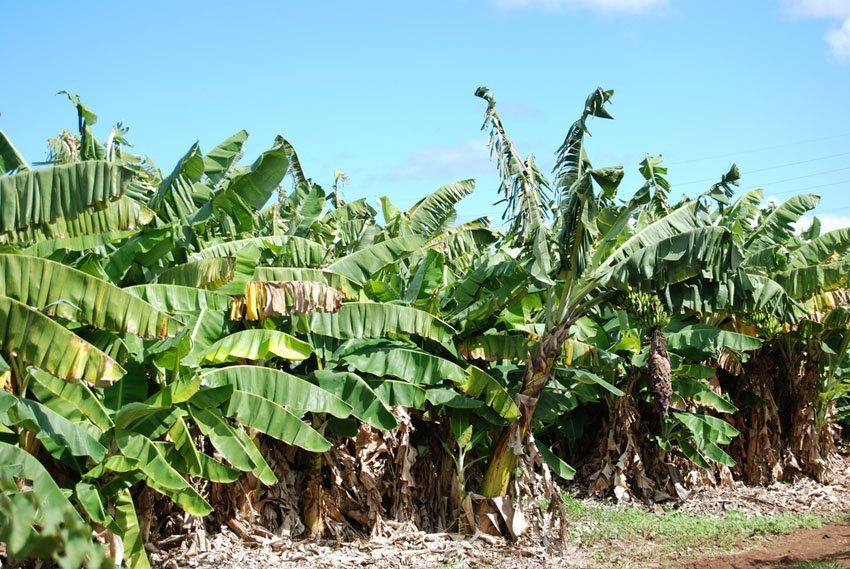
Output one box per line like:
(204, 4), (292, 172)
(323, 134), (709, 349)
(0, 88), (848, 568)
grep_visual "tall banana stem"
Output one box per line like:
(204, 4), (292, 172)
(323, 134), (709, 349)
(480, 324), (570, 497)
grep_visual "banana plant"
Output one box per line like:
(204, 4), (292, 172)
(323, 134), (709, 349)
(474, 87), (744, 497)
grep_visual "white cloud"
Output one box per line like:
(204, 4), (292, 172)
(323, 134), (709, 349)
(826, 18), (850, 58)
(785, 0), (850, 18)
(796, 213), (850, 233)
(382, 140), (491, 182)
(784, 0), (850, 58)
(494, 0), (666, 14)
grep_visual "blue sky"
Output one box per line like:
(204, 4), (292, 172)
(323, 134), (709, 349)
(3, 0), (850, 229)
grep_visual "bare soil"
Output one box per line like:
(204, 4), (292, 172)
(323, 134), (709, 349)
(682, 521), (850, 568)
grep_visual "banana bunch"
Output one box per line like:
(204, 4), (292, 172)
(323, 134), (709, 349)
(616, 290), (670, 330)
(748, 310), (783, 339)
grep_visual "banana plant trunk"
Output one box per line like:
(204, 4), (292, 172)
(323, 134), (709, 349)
(648, 327), (672, 416)
(302, 414), (326, 538)
(480, 324), (570, 497)
(303, 450), (324, 538)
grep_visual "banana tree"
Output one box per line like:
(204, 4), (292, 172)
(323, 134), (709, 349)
(474, 87), (743, 497)
(710, 191), (850, 482)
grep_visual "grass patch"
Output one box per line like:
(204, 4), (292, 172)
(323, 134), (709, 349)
(792, 563), (843, 569)
(555, 494), (833, 565)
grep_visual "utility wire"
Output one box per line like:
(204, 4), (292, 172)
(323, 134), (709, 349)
(672, 166), (850, 188)
(759, 178), (850, 197)
(666, 131), (850, 166)
(677, 155), (850, 187)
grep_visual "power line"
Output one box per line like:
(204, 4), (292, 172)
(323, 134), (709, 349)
(760, 178), (850, 197)
(813, 204), (850, 215)
(673, 164), (850, 188)
(665, 131), (850, 166)
(677, 156), (850, 187)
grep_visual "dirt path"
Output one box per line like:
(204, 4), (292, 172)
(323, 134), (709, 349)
(682, 521), (850, 568)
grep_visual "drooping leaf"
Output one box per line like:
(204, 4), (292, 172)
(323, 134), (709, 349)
(0, 254), (180, 338)
(307, 302), (456, 343)
(461, 366), (521, 420)
(109, 488), (151, 569)
(0, 129), (30, 174)
(203, 130), (249, 185)
(0, 160), (131, 235)
(221, 390), (331, 452)
(115, 431), (212, 516)
(199, 329), (313, 364)
(238, 280), (344, 320)
(0, 441), (82, 525)
(200, 366), (350, 418)
(341, 341), (467, 386)
(534, 439), (576, 481)
(314, 370), (398, 430)
(155, 257), (235, 290)
(0, 296), (124, 385)
(75, 481), (110, 525)
(253, 267), (358, 297)
(1, 391), (107, 461)
(326, 236), (425, 284)
(188, 405), (275, 483)
(28, 368), (113, 430)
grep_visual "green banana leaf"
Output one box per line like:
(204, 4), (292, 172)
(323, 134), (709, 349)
(211, 137), (290, 231)
(203, 130), (249, 185)
(534, 439), (576, 481)
(28, 368), (113, 430)
(125, 284), (231, 313)
(199, 366), (350, 418)
(115, 430), (212, 516)
(0, 391), (107, 461)
(188, 405), (276, 484)
(1, 196), (152, 247)
(0, 441), (82, 525)
(326, 235), (425, 284)
(341, 341), (467, 385)
(0, 254), (180, 338)
(665, 324), (761, 359)
(0, 160), (131, 235)
(222, 391), (331, 452)
(199, 329), (313, 364)
(0, 295), (125, 385)
(314, 370), (398, 430)
(155, 257), (235, 290)
(109, 488), (150, 569)
(307, 302), (456, 343)
(405, 179), (474, 237)
(0, 129), (29, 174)
(192, 235), (325, 267)
(461, 366), (521, 420)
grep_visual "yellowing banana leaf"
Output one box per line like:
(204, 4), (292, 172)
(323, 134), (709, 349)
(0, 254), (180, 338)
(0, 295), (124, 385)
